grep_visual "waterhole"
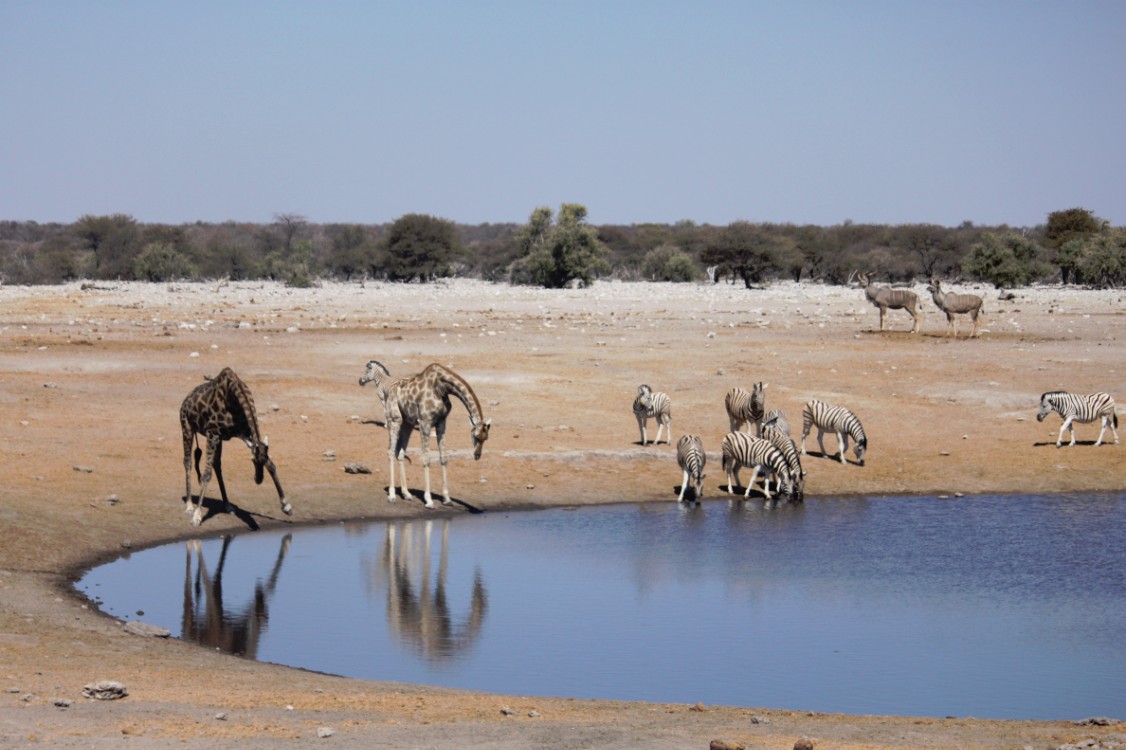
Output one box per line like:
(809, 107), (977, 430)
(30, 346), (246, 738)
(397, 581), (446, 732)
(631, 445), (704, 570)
(77, 493), (1126, 720)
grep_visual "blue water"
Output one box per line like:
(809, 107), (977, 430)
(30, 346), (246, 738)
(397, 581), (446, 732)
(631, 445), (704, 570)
(76, 493), (1126, 720)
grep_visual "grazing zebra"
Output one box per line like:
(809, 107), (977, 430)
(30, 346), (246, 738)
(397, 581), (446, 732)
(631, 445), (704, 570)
(721, 432), (793, 501)
(632, 384), (672, 445)
(675, 434), (706, 503)
(762, 408), (791, 436)
(763, 424), (804, 501)
(1037, 391), (1119, 447)
(725, 382), (767, 435)
(800, 399), (868, 466)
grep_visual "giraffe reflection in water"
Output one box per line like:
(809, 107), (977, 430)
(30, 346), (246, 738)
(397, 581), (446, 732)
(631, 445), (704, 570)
(182, 533), (291, 657)
(372, 520), (488, 663)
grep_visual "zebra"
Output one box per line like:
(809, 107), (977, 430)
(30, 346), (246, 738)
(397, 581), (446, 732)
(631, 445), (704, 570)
(1037, 391), (1119, 447)
(762, 408), (790, 436)
(632, 384), (671, 445)
(721, 431), (792, 501)
(763, 424), (804, 501)
(724, 382), (766, 436)
(800, 399), (867, 466)
(358, 359), (406, 426)
(675, 434), (706, 503)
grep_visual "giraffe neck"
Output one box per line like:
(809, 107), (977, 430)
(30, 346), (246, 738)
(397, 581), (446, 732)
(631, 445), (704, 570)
(429, 365), (485, 426)
(217, 368), (263, 444)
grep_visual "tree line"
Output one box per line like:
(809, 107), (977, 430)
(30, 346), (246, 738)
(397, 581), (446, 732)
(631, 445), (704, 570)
(0, 206), (1121, 289)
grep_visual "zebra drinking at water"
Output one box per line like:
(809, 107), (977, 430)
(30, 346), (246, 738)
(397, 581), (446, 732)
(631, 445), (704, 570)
(1037, 391), (1119, 447)
(632, 384), (672, 445)
(800, 399), (868, 466)
(721, 432), (793, 501)
(763, 423), (804, 501)
(675, 434), (706, 504)
(725, 382), (766, 436)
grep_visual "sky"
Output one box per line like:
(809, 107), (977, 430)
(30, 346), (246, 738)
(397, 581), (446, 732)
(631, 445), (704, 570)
(2, 1), (1123, 228)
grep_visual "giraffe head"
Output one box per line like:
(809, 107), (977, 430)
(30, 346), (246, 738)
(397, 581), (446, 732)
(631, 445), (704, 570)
(471, 419), (492, 460)
(246, 435), (272, 485)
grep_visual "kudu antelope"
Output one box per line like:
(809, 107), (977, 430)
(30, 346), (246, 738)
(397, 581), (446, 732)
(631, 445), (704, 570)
(927, 277), (983, 338)
(851, 271), (920, 333)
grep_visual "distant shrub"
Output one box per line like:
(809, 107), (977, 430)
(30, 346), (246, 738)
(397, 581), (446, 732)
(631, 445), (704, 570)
(133, 242), (196, 282)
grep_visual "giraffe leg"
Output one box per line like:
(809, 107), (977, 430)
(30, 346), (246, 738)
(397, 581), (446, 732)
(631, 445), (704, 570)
(419, 425), (434, 508)
(435, 419), (452, 505)
(212, 441), (232, 513)
(396, 425), (414, 501)
(192, 436), (220, 526)
(182, 424), (195, 515)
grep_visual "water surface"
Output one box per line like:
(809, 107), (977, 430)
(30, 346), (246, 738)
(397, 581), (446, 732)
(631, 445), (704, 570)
(77, 493), (1126, 720)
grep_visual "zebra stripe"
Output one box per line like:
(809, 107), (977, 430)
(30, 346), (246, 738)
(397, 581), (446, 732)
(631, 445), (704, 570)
(724, 382), (766, 436)
(1037, 391), (1119, 447)
(762, 408), (790, 436)
(675, 434), (706, 503)
(632, 384), (672, 445)
(800, 399), (868, 466)
(721, 431), (792, 500)
(359, 359), (406, 425)
(763, 424), (804, 501)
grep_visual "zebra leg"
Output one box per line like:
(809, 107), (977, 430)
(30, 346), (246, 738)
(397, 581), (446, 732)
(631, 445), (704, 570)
(816, 428), (827, 457)
(1057, 417), (1073, 447)
(637, 414), (648, 445)
(879, 306), (886, 331)
(838, 431), (848, 463)
(745, 465), (762, 498)
(678, 469), (689, 502)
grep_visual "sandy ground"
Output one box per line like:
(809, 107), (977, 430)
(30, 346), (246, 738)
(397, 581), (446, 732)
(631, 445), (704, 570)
(1, 278), (1123, 749)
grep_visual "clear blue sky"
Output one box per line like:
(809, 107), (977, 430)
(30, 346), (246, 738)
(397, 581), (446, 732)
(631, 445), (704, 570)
(2, 1), (1123, 228)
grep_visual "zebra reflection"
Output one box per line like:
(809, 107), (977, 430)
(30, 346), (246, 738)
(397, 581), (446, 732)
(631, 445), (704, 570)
(182, 533), (291, 658)
(372, 520), (487, 663)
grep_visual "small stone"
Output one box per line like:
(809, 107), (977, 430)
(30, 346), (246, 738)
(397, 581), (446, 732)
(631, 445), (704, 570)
(750, 715), (770, 724)
(83, 681), (128, 700)
(317, 727), (335, 738)
(710, 741), (745, 750)
(528, 710), (541, 718)
(6, 687), (19, 693)
(21, 694), (37, 702)
(500, 706), (515, 716)
(344, 463), (371, 475)
(73, 466), (94, 473)
(106, 494), (120, 506)
(215, 712), (228, 721)
(52, 698), (72, 709)
(793, 737), (815, 750)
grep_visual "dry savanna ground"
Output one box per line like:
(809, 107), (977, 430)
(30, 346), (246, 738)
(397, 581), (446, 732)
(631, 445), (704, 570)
(1, 278), (1124, 749)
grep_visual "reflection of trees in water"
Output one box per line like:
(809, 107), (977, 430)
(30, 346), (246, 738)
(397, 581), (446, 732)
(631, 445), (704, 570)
(182, 533), (291, 658)
(372, 520), (487, 664)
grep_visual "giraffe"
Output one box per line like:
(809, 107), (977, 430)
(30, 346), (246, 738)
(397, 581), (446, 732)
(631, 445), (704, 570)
(383, 363), (491, 508)
(179, 367), (290, 527)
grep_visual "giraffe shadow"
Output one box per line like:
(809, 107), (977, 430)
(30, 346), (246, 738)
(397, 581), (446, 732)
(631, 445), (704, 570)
(184, 495), (262, 531)
(386, 488), (484, 514)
